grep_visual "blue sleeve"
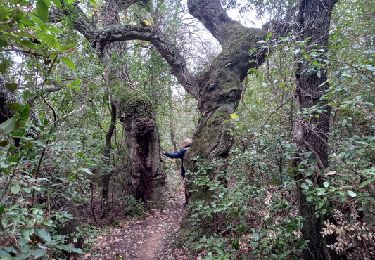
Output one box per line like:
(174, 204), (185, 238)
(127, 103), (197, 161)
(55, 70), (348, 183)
(164, 148), (186, 159)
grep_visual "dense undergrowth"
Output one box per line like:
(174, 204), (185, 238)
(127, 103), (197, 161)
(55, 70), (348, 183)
(1, 0), (374, 259)
(176, 1), (375, 257)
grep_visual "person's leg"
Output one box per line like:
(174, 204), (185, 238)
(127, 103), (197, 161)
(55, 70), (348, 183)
(183, 178), (189, 206)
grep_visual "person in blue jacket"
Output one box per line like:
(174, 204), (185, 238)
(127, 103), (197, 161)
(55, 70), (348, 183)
(164, 138), (192, 178)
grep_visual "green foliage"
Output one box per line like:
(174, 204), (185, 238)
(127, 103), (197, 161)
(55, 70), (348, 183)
(250, 216), (306, 259)
(182, 157), (305, 258)
(122, 195), (146, 217)
(0, 0), (77, 67)
(1, 0), (374, 259)
(117, 90), (154, 118)
(179, 1), (374, 258)
(0, 116), (84, 258)
(0, 1), (100, 258)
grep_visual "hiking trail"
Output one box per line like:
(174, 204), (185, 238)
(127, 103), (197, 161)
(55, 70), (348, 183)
(83, 175), (188, 260)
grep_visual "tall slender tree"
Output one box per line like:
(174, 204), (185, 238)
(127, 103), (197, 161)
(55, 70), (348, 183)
(0, 78), (13, 124)
(293, 0), (338, 258)
(99, 0), (126, 217)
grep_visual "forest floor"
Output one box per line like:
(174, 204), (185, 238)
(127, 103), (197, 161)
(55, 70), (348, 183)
(82, 173), (189, 260)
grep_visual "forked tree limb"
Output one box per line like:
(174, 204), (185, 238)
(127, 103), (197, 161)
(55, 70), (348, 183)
(57, 0), (275, 100)
(55, 0), (296, 102)
(187, 0), (240, 46)
(55, 1), (199, 98)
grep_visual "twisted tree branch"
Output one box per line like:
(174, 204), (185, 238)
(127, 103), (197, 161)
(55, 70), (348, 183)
(94, 25), (198, 98)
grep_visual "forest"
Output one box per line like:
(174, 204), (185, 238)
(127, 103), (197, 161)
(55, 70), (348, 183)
(0, 0), (374, 259)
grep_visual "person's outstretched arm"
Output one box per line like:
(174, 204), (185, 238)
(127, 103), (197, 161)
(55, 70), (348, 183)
(164, 148), (186, 159)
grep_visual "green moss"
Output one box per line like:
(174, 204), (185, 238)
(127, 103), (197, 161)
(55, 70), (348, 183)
(224, 23), (265, 51)
(205, 26), (266, 92)
(117, 90), (154, 118)
(206, 107), (229, 127)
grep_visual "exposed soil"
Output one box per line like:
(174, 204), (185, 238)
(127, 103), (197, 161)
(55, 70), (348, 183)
(82, 175), (189, 260)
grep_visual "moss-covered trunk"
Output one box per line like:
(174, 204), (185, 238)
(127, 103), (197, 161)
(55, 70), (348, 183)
(184, 0), (266, 202)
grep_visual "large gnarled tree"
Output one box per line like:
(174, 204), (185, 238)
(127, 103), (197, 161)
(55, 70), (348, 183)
(92, 0), (266, 202)
(59, 0), (266, 204)
(60, 1), (339, 257)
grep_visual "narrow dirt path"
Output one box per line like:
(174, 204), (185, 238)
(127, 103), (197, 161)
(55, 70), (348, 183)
(83, 175), (188, 260)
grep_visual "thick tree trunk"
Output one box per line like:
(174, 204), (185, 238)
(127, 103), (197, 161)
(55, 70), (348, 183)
(184, 0), (266, 202)
(99, 0), (164, 207)
(122, 106), (165, 205)
(99, 1), (165, 209)
(120, 96), (165, 203)
(293, 0), (338, 259)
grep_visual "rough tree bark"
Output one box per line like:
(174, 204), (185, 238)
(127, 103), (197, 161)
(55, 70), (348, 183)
(119, 93), (164, 203)
(293, 0), (338, 259)
(60, 0), (266, 203)
(183, 0), (266, 201)
(120, 100), (164, 204)
(99, 0), (165, 207)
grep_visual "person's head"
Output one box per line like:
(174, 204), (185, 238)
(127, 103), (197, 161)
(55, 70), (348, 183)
(182, 138), (192, 148)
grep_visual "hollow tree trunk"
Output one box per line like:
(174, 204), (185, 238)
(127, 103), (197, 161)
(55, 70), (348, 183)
(293, 0), (338, 259)
(122, 106), (165, 204)
(99, 1), (165, 209)
(120, 96), (165, 203)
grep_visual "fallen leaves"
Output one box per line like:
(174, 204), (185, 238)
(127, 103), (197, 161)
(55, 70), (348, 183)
(85, 180), (188, 259)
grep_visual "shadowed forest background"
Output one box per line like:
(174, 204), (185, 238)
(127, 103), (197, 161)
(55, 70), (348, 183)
(0, 0), (374, 259)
